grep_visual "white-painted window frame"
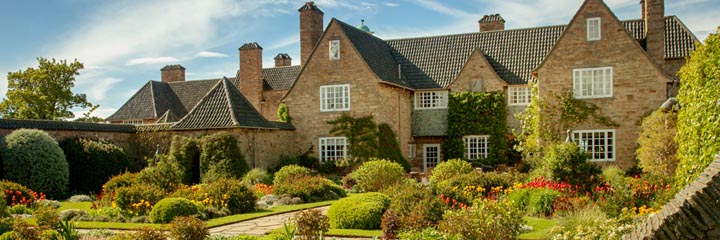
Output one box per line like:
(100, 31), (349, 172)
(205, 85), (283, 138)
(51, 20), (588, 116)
(572, 129), (615, 162)
(320, 84), (350, 112)
(414, 91), (448, 109)
(423, 144), (441, 172)
(573, 67), (613, 99)
(463, 135), (490, 160)
(587, 17), (601, 41)
(508, 86), (531, 106)
(319, 137), (348, 162)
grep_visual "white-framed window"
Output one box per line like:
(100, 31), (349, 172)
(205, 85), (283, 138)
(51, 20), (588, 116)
(414, 91), (448, 109)
(408, 144), (416, 159)
(320, 84), (350, 112)
(329, 40), (340, 60)
(508, 86), (531, 106)
(573, 129), (615, 162)
(587, 17), (601, 41)
(319, 137), (347, 162)
(423, 144), (441, 171)
(463, 135), (489, 160)
(122, 119), (143, 125)
(573, 67), (612, 98)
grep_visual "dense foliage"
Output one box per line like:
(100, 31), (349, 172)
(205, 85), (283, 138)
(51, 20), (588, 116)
(0, 58), (97, 120)
(438, 198), (524, 240)
(168, 135), (201, 185)
(444, 92), (509, 165)
(327, 114), (378, 161)
(636, 109), (678, 176)
(137, 157), (183, 193)
(377, 123), (411, 171)
(200, 132), (249, 182)
(675, 28), (720, 189)
(293, 209), (329, 240)
(149, 198), (199, 223)
(60, 138), (130, 193)
(169, 216), (209, 240)
(273, 165), (345, 202)
(429, 159), (473, 184)
(532, 142), (600, 191)
(277, 102), (292, 123)
(381, 181), (445, 231)
(1, 129), (68, 198)
(350, 159), (406, 192)
(327, 192), (390, 230)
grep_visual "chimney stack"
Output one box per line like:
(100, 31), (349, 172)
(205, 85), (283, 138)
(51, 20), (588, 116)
(298, 1), (324, 65)
(161, 64), (185, 83)
(642, 0), (665, 67)
(239, 42), (264, 110)
(478, 14), (505, 32)
(274, 53), (292, 67)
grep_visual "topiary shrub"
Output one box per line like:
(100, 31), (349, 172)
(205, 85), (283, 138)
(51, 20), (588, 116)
(327, 192), (390, 230)
(241, 168), (273, 186)
(114, 184), (165, 216)
(59, 137), (130, 194)
(637, 109), (679, 177)
(1, 129), (68, 198)
(533, 142), (600, 192)
(204, 178), (256, 214)
(149, 198), (199, 223)
(168, 136), (201, 185)
(350, 159), (406, 192)
(169, 216), (208, 240)
(273, 165), (312, 186)
(199, 132), (249, 182)
(376, 123), (411, 172)
(429, 159), (473, 184)
(439, 198), (524, 240)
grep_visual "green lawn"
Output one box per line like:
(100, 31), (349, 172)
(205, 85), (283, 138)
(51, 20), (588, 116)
(519, 216), (558, 239)
(268, 225), (382, 238)
(59, 200), (336, 229)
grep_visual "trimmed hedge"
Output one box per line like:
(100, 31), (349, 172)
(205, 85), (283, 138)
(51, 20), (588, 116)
(327, 192), (390, 230)
(60, 137), (130, 193)
(200, 132), (249, 182)
(1, 129), (68, 198)
(149, 198), (199, 223)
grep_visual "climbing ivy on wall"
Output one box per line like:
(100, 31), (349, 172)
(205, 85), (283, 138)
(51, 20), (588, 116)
(444, 91), (509, 165)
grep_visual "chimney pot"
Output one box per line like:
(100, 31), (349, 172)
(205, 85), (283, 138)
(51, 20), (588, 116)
(274, 53), (292, 67)
(478, 14), (505, 32)
(239, 43), (264, 110)
(160, 64), (185, 83)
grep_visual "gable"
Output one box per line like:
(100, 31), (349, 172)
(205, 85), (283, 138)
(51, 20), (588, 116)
(448, 48), (507, 92)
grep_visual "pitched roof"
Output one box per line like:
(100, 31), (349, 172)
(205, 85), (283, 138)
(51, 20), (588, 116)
(386, 16), (697, 88)
(171, 77), (275, 130)
(263, 65), (301, 90)
(0, 118), (135, 132)
(334, 19), (411, 88)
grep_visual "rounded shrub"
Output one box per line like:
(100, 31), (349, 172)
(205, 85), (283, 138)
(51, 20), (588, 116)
(429, 159), (473, 184)
(59, 137), (130, 193)
(0, 180), (39, 207)
(534, 142), (600, 191)
(2, 129), (68, 198)
(204, 178), (256, 214)
(274, 176), (346, 203)
(199, 132), (249, 182)
(169, 216), (208, 240)
(168, 136), (201, 185)
(273, 165), (311, 186)
(102, 172), (138, 194)
(327, 192), (390, 230)
(350, 159), (406, 192)
(149, 198), (199, 223)
(241, 168), (273, 186)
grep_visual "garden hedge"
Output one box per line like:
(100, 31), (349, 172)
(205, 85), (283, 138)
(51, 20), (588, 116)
(60, 137), (130, 193)
(200, 132), (249, 182)
(327, 192), (390, 230)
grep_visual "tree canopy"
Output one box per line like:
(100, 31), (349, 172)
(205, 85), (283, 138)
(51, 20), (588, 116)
(0, 58), (97, 120)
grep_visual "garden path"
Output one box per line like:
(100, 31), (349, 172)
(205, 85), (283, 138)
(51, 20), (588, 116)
(208, 206), (372, 239)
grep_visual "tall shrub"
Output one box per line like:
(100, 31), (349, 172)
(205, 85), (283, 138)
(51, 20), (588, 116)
(637, 109), (678, 176)
(168, 136), (201, 185)
(200, 132), (249, 182)
(2, 129), (68, 198)
(60, 138), (130, 193)
(377, 123), (410, 172)
(675, 28), (720, 189)
(533, 142), (600, 191)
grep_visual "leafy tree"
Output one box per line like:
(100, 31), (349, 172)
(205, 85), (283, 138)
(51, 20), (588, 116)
(675, 27), (720, 189)
(636, 108), (678, 176)
(327, 114), (378, 161)
(0, 58), (97, 120)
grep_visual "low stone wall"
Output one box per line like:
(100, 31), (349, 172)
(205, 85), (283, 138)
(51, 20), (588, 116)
(626, 155), (720, 239)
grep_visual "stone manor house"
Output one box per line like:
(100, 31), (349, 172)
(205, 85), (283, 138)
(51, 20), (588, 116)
(97, 0), (698, 171)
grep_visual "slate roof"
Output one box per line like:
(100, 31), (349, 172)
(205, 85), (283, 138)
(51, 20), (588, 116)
(334, 19), (411, 88)
(385, 16), (698, 88)
(263, 65), (302, 90)
(171, 77), (275, 130)
(0, 118), (135, 132)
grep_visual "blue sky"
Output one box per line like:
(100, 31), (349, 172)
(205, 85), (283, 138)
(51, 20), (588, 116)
(0, 0), (717, 119)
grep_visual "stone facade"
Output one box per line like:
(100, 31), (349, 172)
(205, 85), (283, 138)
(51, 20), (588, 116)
(627, 155), (720, 239)
(535, 0), (670, 169)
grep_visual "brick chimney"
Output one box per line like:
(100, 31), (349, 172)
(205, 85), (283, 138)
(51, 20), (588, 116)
(298, 1), (324, 65)
(642, 0), (665, 67)
(274, 53), (292, 67)
(239, 42), (263, 110)
(160, 64), (185, 83)
(478, 14), (505, 32)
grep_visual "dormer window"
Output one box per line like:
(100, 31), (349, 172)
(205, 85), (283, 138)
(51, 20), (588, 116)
(329, 40), (340, 60)
(587, 17), (601, 41)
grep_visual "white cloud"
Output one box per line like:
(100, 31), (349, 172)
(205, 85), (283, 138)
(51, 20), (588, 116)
(82, 77), (123, 101)
(385, 3), (400, 7)
(267, 35), (300, 50)
(126, 57), (179, 66)
(194, 51), (229, 58)
(73, 106), (118, 119)
(412, 0), (474, 18)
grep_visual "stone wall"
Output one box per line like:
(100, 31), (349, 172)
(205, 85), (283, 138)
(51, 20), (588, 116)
(626, 155), (720, 239)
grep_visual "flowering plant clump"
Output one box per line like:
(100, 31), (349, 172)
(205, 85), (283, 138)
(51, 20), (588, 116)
(254, 183), (274, 196)
(0, 181), (46, 208)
